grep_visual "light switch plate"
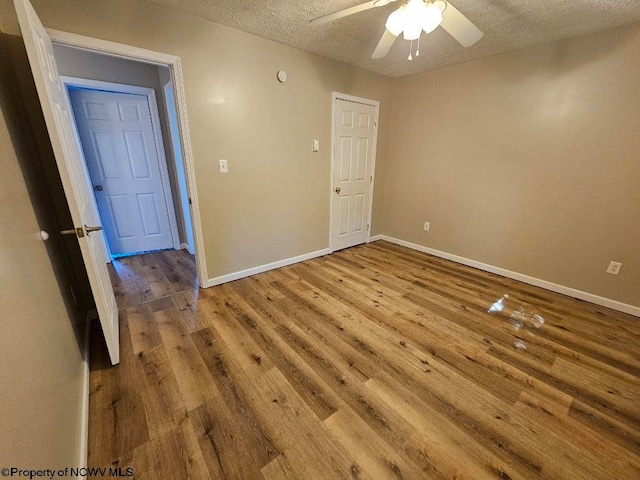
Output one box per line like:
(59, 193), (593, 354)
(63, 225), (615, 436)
(312, 140), (319, 152)
(218, 159), (228, 174)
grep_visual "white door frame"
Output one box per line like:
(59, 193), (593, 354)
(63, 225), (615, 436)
(62, 76), (182, 254)
(47, 29), (209, 286)
(329, 92), (380, 252)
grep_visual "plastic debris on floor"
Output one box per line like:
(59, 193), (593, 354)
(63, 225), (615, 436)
(487, 294), (545, 350)
(513, 340), (527, 350)
(510, 307), (545, 329)
(488, 294), (509, 314)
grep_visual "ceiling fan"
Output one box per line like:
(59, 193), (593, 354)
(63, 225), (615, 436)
(310, 0), (484, 60)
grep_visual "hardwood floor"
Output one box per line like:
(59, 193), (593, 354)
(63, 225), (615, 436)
(89, 242), (640, 479)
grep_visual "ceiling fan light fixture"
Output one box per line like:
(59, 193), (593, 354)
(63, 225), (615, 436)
(312, 0), (483, 61)
(385, 1), (444, 42)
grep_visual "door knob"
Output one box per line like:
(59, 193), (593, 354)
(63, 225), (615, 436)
(85, 225), (104, 234)
(94, 185), (103, 191)
(60, 225), (102, 237)
(334, 187), (341, 194)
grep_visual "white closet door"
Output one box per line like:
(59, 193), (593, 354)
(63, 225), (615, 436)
(332, 98), (376, 251)
(69, 88), (175, 255)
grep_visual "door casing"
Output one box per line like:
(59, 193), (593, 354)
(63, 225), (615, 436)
(63, 77), (181, 256)
(162, 79), (196, 255)
(330, 92), (380, 252)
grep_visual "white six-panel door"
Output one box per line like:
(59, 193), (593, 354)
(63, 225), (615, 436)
(69, 88), (177, 256)
(14, 0), (120, 364)
(332, 97), (377, 251)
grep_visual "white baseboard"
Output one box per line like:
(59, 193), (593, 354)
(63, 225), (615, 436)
(367, 234), (383, 243)
(77, 317), (91, 475)
(205, 248), (332, 287)
(371, 235), (640, 317)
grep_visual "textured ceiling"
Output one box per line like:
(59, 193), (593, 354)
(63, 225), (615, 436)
(146, 0), (640, 77)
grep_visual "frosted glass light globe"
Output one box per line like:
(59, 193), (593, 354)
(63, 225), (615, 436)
(385, 6), (405, 36)
(403, 0), (428, 40)
(422, 2), (443, 33)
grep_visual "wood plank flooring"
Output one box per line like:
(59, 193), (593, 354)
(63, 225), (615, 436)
(89, 242), (640, 479)
(107, 249), (199, 310)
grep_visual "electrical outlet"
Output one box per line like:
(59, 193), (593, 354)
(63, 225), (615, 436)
(606, 261), (623, 275)
(423, 222), (430, 231)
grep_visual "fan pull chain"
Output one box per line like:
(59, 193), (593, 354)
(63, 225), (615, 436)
(408, 39), (413, 61)
(416, 34), (421, 58)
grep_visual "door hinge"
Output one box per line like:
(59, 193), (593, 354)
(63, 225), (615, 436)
(367, 224), (370, 230)
(188, 197), (192, 205)
(370, 175), (373, 183)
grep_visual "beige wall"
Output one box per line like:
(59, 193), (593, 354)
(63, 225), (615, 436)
(3, 0), (393, 280)
(0, 22), (85, 469)
(52, 45), (189, 246)
(382, 23), (640, 307)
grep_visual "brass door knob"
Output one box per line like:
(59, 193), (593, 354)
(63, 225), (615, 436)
(334, 187), (341, 194)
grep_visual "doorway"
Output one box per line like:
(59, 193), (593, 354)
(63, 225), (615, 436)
(15, 0), (208, 367)
(65, 79), (181, 258)
(330, 93), (379, 251)
(47, 30), (208, 286)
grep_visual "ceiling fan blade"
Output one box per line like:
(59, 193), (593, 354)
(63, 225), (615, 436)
(371, 29), (398, 59)
(439, 1), (484, 47)
(310, 0), (392, 26)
